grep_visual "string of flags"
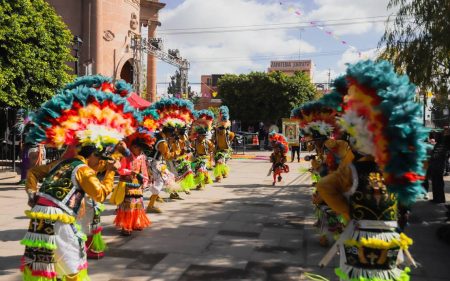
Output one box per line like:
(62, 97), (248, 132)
(279, 1), (362, 57)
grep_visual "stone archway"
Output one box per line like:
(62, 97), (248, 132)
(120, 59), (134, 84)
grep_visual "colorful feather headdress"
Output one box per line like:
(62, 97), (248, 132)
(290, 102), (338, 138)
(192, 109), (215, 135)
(268, 132), (289, 154)
(339, 60), (429, 205)
(150, 98), (194, 129)
(27, 76), (141, 151)
(217, 105), (231, 128)
(127, 108), (160, 149)
(64, 75), (133, 98)
(140, 108), (160, 133)
(125, 127), (155, 149)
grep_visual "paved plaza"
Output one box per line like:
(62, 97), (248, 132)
(1, 151), (449, 281)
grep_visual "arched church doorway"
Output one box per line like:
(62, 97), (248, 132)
(120, 59), (134, 84)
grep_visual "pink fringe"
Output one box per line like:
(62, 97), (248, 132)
(78, 262), (89, 271)
(91, 226), (103, 235)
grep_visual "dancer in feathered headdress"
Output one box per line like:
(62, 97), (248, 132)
(21, 76), (139, 281)
(191, 110), (215, 190)
(212, 105), (235, 182)
(291, 101), (339, 186)
(316, 60), (428, 281)
(154, 98), (195, 198)
(268, 132), (289, 185)
(291, 97), (349, 247)
(147, 98), (194, 203)
(140, 108), (173, 213)
(112, 126), (156, 236)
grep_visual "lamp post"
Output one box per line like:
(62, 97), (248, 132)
(73, 36), (83, 76)
(443, 106), (449, 129)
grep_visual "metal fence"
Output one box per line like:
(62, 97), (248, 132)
(0, 108), (19, 173)
(232, 132), (260, 154)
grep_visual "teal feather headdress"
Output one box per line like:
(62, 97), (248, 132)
(27, 76), (141, 149)
(140, 108), (160, 133)
(64, 75), (134, 97)
(318, 75), (348, 112)
(291, 101), (338, 138)
(218, 106), (230, 121)
(194, 109), (215, 120)
(341, 60), (430, 205)
(192, 109), (215, 135)
(150, 98), (194, 128)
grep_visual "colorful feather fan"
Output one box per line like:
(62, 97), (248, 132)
(64, 75), (133, 98)
(150, 98), (194, 128)
(339, 60), (429, 205)
(125, 127), (156, 149)
(192, 109), (215, 136)
(27, 78), (141, 150)
(140, 108), (160, 133)
(290, 102), (338, 138)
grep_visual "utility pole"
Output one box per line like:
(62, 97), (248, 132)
(423, 90), (426, 126)
(298, 28), (304, 60)
(327, 69), (331, 92)
(73, 36), (83, 76)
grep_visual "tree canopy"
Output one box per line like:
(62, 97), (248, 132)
(217, 71), (316, 126)
(167, 70), (195, 100)
(0, 0), (74, 108)
(379, 0), (450, 100)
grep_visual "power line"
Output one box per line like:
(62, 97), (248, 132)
(159, 14), (409, 32)
(158, 18), (411, 35)
(186, 48), (375, 63)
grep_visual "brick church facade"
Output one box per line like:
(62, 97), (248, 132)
(46, 0), (165, 102)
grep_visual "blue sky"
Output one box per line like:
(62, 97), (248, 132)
(154, 0), (394, 96)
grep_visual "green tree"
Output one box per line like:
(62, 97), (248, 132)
(0, 0), (74, 108)
(217, 71), (316, 127)
(379, 0), (450, 102)
(167, 70), (194, 100)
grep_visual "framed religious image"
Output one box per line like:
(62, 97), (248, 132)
(282, 118), (299, 145)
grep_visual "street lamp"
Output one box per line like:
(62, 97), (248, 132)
(73, 36), (83, 76)
(443, 106), (450, 129)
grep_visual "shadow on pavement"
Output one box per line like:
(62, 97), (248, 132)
(0, 228), (27, 242)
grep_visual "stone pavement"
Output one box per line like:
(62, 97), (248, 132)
(0, 151), (450, 281)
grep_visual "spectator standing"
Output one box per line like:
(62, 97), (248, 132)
(258, 122), (266, 151)
(429, 133), (447, 203)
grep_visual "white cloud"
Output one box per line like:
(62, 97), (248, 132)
(157, 0), (316, 81)
(337, 48), (380, 70)
(307, 0), (396, 36)
(314, 68), (340, 84)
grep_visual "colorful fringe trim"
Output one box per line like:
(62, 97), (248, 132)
(114, 209), (151, 231)
(25, 210), (76, 224)
(214, 163), (229, 178)
(22, 265), (57, 281)
(178, 172), (196, 191)
(335, 267), (410, 281)
(21, 235), (57, 250)
(344, 233), (413, 250)
(90, 228), (107, 252)
(194, 171), (212, 186)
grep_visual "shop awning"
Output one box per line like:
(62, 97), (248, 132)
(127, 93), (151, 110)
